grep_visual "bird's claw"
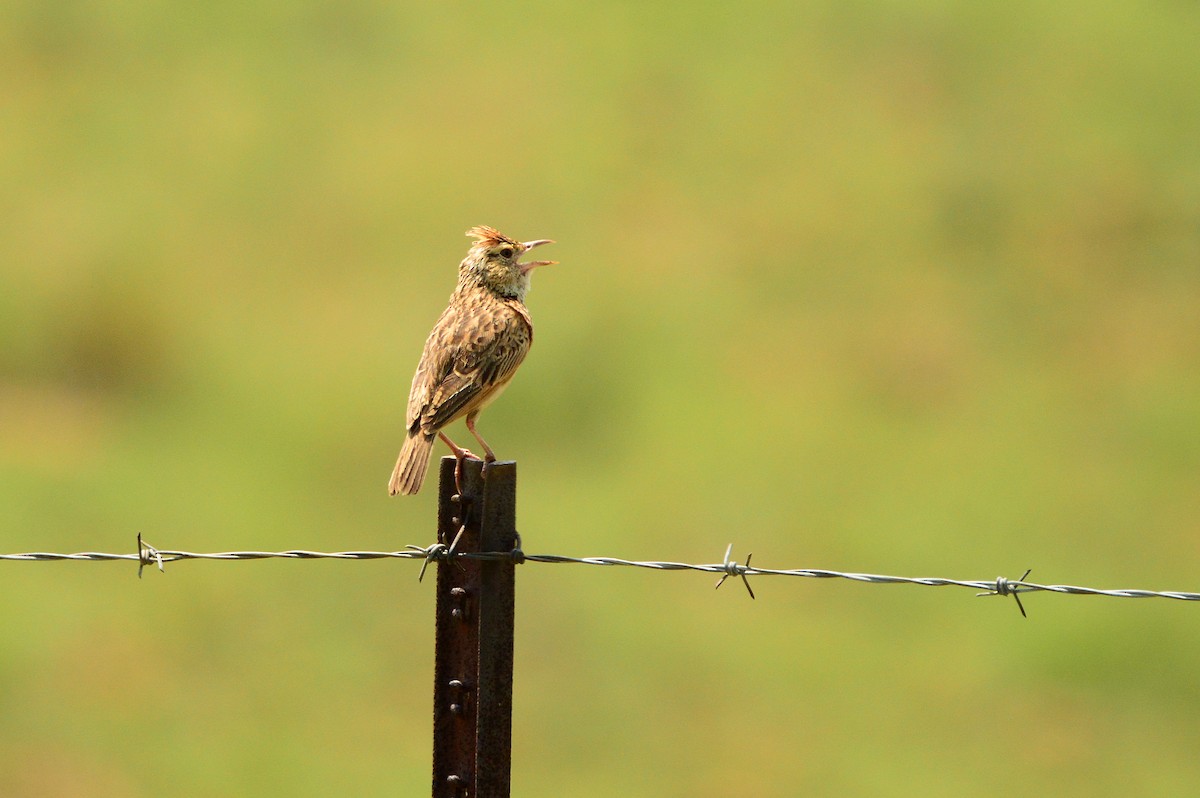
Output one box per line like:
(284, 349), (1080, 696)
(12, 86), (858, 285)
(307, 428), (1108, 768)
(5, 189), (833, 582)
(453, 458), (466, 495)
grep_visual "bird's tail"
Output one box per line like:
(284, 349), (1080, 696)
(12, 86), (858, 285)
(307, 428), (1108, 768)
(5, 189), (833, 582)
(389, 432), (435, 495)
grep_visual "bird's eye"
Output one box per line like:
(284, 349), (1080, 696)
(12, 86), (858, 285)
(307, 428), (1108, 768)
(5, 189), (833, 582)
(499, 247), (514, 259)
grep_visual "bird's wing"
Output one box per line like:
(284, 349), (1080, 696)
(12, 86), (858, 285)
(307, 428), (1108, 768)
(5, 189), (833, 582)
(405, 303), (457, 432)
(406, 299), (531, 435)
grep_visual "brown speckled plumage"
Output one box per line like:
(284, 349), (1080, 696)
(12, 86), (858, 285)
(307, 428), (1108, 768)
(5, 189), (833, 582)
(389, 226), (556, 495)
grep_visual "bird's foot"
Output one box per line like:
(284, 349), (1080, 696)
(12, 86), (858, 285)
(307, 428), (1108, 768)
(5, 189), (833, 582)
(480, 452), (498, 481)
(453, 457), (467, 496)
(452, 454), (489, 495)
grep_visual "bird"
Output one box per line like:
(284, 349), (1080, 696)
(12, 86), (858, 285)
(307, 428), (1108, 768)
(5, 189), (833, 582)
(388, 225), (556, 496)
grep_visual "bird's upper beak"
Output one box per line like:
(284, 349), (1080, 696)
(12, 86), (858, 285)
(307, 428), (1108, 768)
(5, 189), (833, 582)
(518, 239), (556, 273)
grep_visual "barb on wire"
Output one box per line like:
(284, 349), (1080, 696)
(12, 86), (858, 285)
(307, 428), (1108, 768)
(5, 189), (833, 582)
(406, 542), (448, 583)
(3, 538), (1199, 612)
(714, 544), (755, 599)
(976, 568), (1033, 617)
(137, 533), (163, 578)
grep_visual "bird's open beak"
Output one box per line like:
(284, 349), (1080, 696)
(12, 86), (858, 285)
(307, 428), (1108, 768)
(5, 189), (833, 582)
(518, 239), (556, 273)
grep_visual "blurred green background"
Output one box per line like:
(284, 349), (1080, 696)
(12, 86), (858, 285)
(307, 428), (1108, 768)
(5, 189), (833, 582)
(2, 1), (1199, 795)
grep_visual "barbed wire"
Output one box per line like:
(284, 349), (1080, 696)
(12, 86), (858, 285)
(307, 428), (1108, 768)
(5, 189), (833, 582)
(1, 537), (1197, 616)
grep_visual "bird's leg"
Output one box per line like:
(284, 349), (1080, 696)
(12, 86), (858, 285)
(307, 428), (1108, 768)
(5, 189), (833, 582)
(439, 432), (479, 495)
(465, 413), (497, 480)
(464, 416), (497, 463)
(438, 431), (479, 461)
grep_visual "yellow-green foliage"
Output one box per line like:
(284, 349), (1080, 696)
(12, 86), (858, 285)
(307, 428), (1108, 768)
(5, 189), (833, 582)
(1, 2), (1198, 795)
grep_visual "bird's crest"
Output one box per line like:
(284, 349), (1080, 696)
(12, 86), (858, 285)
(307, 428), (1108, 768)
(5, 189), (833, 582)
(465, 225), (519, 250)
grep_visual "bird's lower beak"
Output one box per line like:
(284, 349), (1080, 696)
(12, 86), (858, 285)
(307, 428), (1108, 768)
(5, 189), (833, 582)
(518, 239), (556, 273)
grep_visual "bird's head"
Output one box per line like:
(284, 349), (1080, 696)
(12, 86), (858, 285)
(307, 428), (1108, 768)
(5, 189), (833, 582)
(460, 225), (556, 300)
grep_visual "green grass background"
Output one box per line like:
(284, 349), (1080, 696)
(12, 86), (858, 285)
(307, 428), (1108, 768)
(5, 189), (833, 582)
(2, 1), (1199, 795)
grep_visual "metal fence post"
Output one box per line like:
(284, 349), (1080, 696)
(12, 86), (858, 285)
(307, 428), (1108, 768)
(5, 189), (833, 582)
(432, 456), (517, 798)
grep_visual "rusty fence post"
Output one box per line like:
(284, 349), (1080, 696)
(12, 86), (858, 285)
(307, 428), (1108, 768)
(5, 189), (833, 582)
(432, 456), (517, 798)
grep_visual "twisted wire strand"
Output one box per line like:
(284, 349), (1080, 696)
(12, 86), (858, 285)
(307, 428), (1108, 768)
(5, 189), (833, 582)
(2, 542), (1198, 607)
(517, 556), (1200, 601)
(0, 550), (417, 563)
